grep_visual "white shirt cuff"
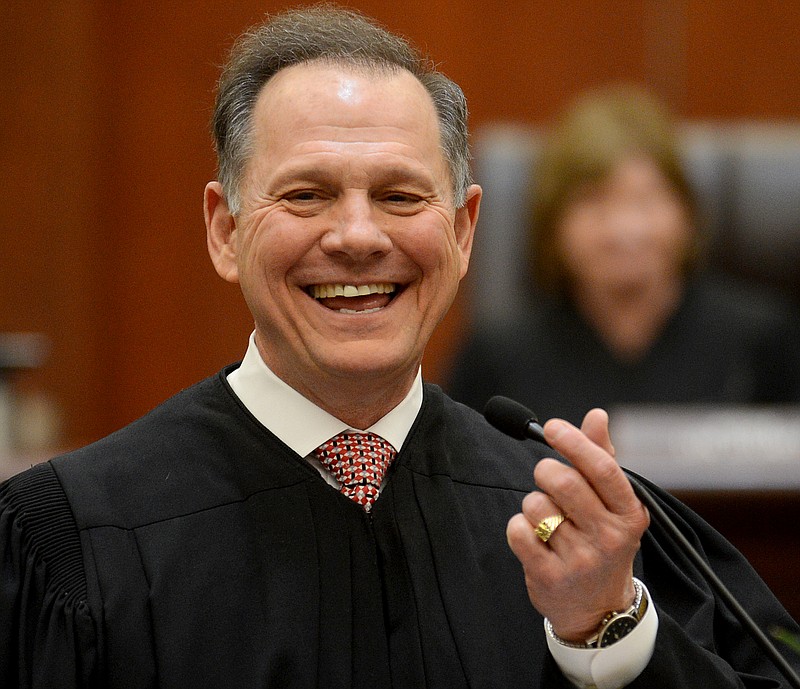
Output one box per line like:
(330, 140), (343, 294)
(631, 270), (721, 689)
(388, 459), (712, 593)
(545, 578), (658, 689)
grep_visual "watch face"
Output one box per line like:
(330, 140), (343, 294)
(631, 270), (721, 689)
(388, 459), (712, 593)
(597, 613), (638, 648)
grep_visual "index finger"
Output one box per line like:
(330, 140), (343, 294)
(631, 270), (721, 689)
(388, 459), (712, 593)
(543, 417), (638, 516)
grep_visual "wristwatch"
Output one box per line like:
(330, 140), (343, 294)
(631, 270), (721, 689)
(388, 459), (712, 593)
(546, 578), (649, 649)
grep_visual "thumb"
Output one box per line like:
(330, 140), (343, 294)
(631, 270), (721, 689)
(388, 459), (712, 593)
(580, 408), (615, 458)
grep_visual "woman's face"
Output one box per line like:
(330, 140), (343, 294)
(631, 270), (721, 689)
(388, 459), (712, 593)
(555, 155), (693, 297)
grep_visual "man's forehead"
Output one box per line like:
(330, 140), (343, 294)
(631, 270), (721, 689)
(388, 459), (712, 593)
(241, 60), (451, 198)
(255, 61), (434, 119)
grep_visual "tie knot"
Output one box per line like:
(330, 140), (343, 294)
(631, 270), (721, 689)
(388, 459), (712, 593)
(314, 432), (396, 512)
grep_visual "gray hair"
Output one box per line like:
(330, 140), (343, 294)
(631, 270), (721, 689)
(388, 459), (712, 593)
(212, 5), (471, 214)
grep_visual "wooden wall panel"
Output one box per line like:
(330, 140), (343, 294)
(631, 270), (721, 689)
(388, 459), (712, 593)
(2, 0), (799, 449)
(91, 3), (257, 432)
(1, 3), (111, 446)
(685, 0), (800, 118)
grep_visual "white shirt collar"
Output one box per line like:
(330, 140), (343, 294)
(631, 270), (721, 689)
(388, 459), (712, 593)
(226, 332), (423, 457)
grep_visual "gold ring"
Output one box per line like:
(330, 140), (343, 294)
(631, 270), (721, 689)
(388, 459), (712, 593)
(535, 514), (566, 543)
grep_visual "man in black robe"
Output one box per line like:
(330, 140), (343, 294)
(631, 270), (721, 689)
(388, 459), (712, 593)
(1, 6), (798, 688)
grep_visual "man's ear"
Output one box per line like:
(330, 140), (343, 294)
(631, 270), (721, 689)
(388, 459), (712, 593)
(454, 183), (481, 280)
(205, 181), (240, 284)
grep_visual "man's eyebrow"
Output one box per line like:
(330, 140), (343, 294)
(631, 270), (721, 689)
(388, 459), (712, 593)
(268, 166), (339, 189)
(269, 164), (439, 191)
(373, 166), (437, 187)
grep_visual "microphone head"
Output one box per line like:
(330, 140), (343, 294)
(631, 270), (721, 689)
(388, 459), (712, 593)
(483, 396), (540, 440)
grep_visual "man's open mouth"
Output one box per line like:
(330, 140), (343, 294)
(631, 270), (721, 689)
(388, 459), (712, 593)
(307, 283), (397, 314)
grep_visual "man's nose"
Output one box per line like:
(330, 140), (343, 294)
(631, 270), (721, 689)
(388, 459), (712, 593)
(319, 193), (393, 259)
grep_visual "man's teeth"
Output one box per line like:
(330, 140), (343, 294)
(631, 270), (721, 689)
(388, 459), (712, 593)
(311, 283), (396, 299)
(339, 307), (383, 315)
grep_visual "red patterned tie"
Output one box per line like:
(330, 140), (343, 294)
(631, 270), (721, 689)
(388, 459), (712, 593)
(314, 432), (396, 512)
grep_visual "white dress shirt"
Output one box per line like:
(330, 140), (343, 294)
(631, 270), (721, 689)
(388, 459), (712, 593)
(226, 332), (422, 490)
(226, 333), (657, 687)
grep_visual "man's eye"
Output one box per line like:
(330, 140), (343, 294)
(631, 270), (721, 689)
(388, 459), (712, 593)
(383, 192), (423, 205)
(285, 190), (322, 202)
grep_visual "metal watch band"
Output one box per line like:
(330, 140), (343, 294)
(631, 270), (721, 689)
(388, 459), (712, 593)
(545, 578), (648, 649)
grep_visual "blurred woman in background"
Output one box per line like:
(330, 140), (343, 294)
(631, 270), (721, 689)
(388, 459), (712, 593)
(448, 85), (800, 424)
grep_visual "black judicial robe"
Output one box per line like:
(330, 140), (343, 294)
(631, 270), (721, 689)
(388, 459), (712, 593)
(1, 368), (798, 688)
(448, 275), (800, 426)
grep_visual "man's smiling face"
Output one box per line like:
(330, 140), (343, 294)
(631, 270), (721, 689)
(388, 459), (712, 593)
(206, 62), (479, 410)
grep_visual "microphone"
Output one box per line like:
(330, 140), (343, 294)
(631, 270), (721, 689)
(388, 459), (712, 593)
(484, 395), (547, 444)
(483, 395), (800, 688)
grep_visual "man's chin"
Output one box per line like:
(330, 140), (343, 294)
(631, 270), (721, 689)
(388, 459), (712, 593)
(314, 346), (419, 384)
